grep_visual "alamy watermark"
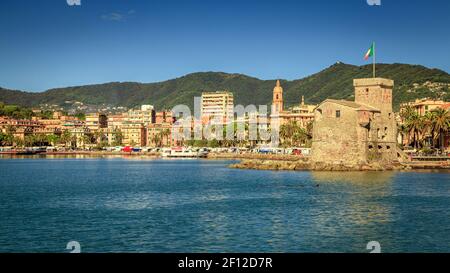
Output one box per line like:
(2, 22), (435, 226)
(171, 97), (280, 146)
(67, 0), (81, 6)
(367, 241), (381, 253)
(367, 0), (381, 6)
(66, 241), (81, 253)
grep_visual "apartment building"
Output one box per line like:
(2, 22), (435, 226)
(201, 91), (234, 124)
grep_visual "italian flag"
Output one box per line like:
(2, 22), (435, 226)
(364, 43), (375, 60)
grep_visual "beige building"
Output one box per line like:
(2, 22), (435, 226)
(201, 91), (234, 124)
(311, 78), (398, 165)
(147, 123), (172, 147)
(125, 105), (155, 126)
(122, 123), (146, 147)
(107, 114), (125, 130)
(400, 98), (450, 116)
(85, 113), (108, 131)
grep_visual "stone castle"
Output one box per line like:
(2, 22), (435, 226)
(311, 78), (398, 165)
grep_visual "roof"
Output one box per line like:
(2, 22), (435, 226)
(317, 99), (380, 112)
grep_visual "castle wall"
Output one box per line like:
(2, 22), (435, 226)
(354, 78), (397, 163)
(365, 112), (398, 163)
(311, 103), (367, 164)
(311, 78), (399, 165)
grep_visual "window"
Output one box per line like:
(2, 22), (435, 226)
(336, 110), (341, 118)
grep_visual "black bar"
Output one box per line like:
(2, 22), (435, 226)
(0, 253), (449, 272)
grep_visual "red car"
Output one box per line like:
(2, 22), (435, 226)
(122, 146), (133, 153)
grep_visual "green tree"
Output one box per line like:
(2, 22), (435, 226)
(405, 112), (424, 149)
(160, 129), (171, 147)
(431, 108), (450, 152)
(73, 111), (86, 121)
(113, 128), (123, 146)
(0, 132), (6, 146)
(47, 134), (60, 146)
(60, 131), (72, 147)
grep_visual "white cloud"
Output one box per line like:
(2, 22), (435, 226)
(101, 10), (136, 22)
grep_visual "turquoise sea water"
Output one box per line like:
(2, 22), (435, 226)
(0, 156), (449, 253)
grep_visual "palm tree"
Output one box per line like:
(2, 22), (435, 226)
(405, 112), (423, 149)
(397, 123), (408, 148)
(152, 133), (161, 147)
(14, 137), (24, 148)
(113, 128), (123, 146)
(279, 122), (294, 147)
(60, 131), (72, 147)
(24, 135), (35, 147)
(280, 121), (309, 148)
(47, 134), (60, 147)
(82, 134), (94, 149)
(160, 129), (171, 147)
(431, 108), (450, 152)
(400, 106), (415, 122)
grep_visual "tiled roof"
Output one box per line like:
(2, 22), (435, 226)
(319, 99), (380, 112)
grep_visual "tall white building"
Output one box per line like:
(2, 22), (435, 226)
(201, 91), (234, 124)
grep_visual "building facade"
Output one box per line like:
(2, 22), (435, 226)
(400, 98), (450, 116)
(270, 80), (316, 128)
(201, 91), (234, 124)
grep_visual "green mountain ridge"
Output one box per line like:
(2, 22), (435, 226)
(1, 63), (449, 111)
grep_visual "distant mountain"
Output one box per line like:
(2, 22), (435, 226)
(1, 63), (449, 111)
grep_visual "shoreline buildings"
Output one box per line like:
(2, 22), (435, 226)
(1, 79), (448, 151)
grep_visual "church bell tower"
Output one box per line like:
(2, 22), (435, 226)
(272, 80), (284, 114)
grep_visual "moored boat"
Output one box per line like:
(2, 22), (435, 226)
(161, 147), (208, 158)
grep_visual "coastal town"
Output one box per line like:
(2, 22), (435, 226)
(0, 76), (449, 169)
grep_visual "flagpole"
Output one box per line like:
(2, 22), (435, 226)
(373, 42), (376, 78)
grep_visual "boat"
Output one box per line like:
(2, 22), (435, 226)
(161, 147), (208, 158)
(0, 148), (47, 155)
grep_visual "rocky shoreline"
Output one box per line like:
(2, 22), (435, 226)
(2, 151), (448, 171)
(230, 158), (450, 171)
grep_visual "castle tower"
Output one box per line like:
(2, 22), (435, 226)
(354, 78), (394, 113)
(354, 77), (397, 162)
(301, 95), (305, 106)
(272, 80), (284, 113)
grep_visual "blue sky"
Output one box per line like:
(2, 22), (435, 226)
(0, 0), (449, 92)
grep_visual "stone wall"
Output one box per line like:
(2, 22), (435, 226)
(311, 102), (366, 164)
(311, 78), (398, 165)
(355, 78), (398, 163)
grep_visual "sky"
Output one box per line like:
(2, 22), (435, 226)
(0, 0), (449, 92)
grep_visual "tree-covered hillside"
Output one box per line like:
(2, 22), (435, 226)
(1, 63), (449, 111)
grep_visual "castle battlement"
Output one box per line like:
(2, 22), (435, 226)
(353, 78), (394, 88)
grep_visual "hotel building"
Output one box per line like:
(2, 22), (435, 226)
(201, 91), (234, 124)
